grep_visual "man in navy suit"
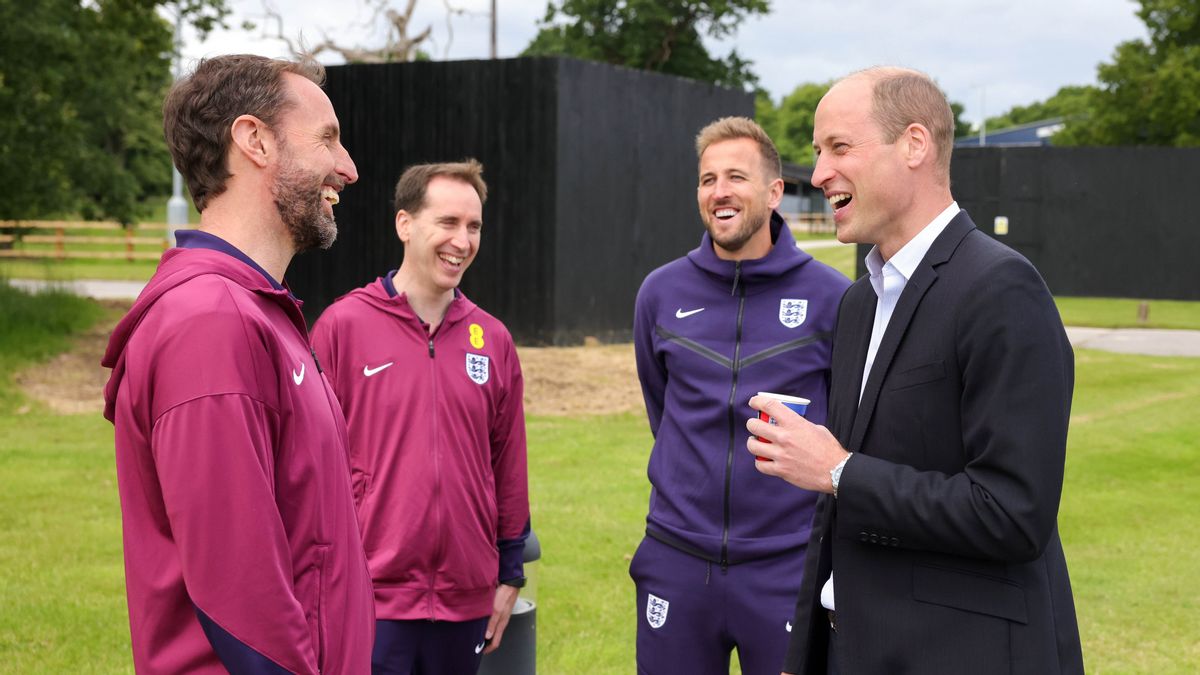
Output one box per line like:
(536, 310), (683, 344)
(747, 67), (1084, 674)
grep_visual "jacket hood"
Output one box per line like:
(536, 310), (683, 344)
(338, 273), (480, 329)
(686, 211), (814, 293)
(101, 247), (303, 421)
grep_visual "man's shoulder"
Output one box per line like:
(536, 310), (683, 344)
(461, 304), (515, 344)
(638, 254), (698, 297)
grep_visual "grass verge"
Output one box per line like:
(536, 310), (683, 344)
(1055, 297), (1200, 330)
(1, 281), (1197, 672)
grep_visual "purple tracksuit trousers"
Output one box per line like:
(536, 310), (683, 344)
(630, 536), (806, 675)
(371, 617), (489, 675)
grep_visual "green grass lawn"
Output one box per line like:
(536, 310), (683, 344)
(1055, 297), (1200, 330)
(806, 241), (856, 280)
(2, 284), (1199, 672)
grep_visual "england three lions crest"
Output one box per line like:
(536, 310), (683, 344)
(779, 299), (808, 328)
(646, 593), (669, 629)
(466, 353), (490, 385)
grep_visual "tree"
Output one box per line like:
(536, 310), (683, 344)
(522, 0), (770, 89)
(984, 85), (1094, 133)
(261, 0), (434, 63)
(0, 0), (231, 224)
(1055, 0), (1200, 146)
(759, 81), (970, 166)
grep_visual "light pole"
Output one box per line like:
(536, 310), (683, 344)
(978, 85), (987, 147)
(166, 3), (189, 246)
(490, 0), (497, 59)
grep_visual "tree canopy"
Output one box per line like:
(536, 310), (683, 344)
(1048, 0), (1198, 146)
(758, 81), (970, 166)
(0, 0), (230, 224)
(522, 0), (769, 89)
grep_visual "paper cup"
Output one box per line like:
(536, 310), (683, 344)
(755, 392), (810, 460)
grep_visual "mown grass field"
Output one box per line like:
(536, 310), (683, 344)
(1, 283), (1199, 672)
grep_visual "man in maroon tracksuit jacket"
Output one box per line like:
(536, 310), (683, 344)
(313, 160), (530, 675)
(102, 55), (374, 673)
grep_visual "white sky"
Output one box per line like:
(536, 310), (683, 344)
(176, 0), (1148, 129)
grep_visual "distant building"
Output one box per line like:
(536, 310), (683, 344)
(779, 161), (834, 234)
(955, 117), (1065, 147)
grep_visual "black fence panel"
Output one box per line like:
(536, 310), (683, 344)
(288, 57), (753, 344)
(854, 147), (1200, 300)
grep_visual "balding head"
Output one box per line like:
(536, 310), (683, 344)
(838, 67), (955, 184)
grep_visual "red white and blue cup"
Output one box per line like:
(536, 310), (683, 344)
(755, 392), (810, 461)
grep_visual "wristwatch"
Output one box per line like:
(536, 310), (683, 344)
(830, 453), (852, 498)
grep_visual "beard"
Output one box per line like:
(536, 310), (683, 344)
(272, 157), (338, 253)
(701, 200), (771, 254)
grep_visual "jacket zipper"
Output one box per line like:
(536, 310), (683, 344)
(427, 326), (442, 617)
(721, 262), (746, 571)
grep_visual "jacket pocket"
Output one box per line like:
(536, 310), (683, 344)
(912, 563), (1027, 624)
(887, 360), (946, 390)
(300, 544), (331, 668)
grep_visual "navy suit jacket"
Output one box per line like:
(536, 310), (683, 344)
(783, 211), (1085, 674)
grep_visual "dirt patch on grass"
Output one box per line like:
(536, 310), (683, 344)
(18, 301), (645, 418)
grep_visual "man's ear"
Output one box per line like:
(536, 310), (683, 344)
(903, 122), (932, 170)
(230, 114), (272, 168)
(767, 177), (785, 209)
(395, 210), (412, 243)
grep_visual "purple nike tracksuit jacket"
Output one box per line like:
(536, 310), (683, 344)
(634, 213), (851, 566)
(102, 232), (374, 674)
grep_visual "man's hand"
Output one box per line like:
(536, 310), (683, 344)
(747, 394), (850, 493)
(483, 583), (521, 654)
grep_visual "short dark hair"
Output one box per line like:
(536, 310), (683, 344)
(695, 116), (782, 180)
(393, 159), (488, 214)
(162, 54), (326, 211)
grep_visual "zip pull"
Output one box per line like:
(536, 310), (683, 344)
(730, 261), (742, 296)
(309, 346), (324, 373)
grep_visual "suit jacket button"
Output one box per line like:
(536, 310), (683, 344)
(891, 537), (900, 547)
(869, 533), (879, 544)
(859, 531), (869, 542)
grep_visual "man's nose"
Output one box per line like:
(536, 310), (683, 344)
(336, 144), (358, 185)
(811, 154), (833, 188)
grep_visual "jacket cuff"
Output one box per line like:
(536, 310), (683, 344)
(497, 519), (531, 582)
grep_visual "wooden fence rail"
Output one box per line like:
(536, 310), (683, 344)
(0, 221), (169, 262)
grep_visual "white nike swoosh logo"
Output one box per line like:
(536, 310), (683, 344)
(474, 642), (485, 654)
(786, 621), (792, 632)
(675, 307), (705, 318)
(363, 362), (394, 377)
(292, 363), (305, 385)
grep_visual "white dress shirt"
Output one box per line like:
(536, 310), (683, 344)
(821, 201), (960, 612)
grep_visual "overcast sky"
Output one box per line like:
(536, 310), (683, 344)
(178, 0), (1148, 129)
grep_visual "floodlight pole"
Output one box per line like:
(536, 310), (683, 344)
(490, 0), (497, 59)
(166, 4), (189, 246)
(978, 86), (987, 147)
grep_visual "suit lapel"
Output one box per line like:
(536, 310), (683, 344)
(831, 283), (875, 447)
(847, 212), (977, 454)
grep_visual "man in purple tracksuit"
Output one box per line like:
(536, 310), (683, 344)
(312, 160), (530, 675)
(632, 117), (850, 675)
(102, 55), (374, 673)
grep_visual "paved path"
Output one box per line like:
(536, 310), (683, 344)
(8, 278), (1200, 357)
(8, 278), (147, 301)
(1065, 327), (1200, 357)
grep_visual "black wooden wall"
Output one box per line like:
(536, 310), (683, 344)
(854, 147), (1200, 301)
(288, 57), (753, 343)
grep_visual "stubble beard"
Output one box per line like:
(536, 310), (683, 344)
(704, 202), (770, 255)
(273, 160), (337, 253)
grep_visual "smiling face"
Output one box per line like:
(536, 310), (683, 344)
(810, 76), (914, 250)
(696, 137), (784, 261)
(396, 175), (483, 295)
(269, 73), (358, 251)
